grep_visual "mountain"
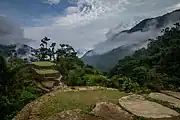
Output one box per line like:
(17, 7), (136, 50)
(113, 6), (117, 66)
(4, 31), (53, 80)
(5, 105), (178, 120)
(0, 43), (36, 61)
(15, 44), (36, 61)
(82, 9), (180, 72)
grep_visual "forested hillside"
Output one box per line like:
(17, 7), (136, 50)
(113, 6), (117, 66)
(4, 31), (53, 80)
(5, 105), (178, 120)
(0, 38), (107, 120)
(110, 23), (180, 92)
(82, 9), (180, 72)
(1, 23), (180, 120)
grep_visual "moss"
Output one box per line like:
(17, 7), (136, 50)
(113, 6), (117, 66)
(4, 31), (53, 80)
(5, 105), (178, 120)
(34, 69), (59, 75)
(41, 81), (55, 88)
(31, 61), (56, 67)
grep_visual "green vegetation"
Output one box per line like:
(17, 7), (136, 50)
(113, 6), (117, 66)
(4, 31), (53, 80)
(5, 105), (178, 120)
(0, 36), (104, 120)
(1, 23), (180, 120)
(41, 81), (55, 88)
(110, 23), (180, 92)
(37, 89), (126, 119)
(0, 56), (42, 120)
(0, 44), (16, 57)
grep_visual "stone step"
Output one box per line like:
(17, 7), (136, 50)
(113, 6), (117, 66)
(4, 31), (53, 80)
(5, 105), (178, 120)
(149, 92), (180, 108)
(41, 81), (55, 89)
(119, 94), (179, 119)
(161, 90), (180, 100)
(33, 81), (50, 93)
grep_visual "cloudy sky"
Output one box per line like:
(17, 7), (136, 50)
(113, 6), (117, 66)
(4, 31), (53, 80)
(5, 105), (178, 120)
(0, 0), (180, 50)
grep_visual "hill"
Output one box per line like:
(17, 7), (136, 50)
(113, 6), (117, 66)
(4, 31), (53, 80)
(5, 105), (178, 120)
(82, 9), (180, 72)
(14, 87), (180, 120)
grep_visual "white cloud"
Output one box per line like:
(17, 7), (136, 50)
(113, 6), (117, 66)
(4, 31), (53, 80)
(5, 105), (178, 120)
(65, 7), (79, 14)
(24, 0), (180, 51)
(0, 16), (34, 45)
(44, 0), (61, 5)
(174, 3), (180, 9)
(25, 0), (129, 50)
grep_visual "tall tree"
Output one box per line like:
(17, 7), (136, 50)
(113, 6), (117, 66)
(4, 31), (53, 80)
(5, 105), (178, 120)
(56, 44), (77, 61)
(50, 42), (56, 60)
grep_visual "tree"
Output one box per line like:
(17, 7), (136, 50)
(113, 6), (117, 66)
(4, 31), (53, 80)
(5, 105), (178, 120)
(50, 42), (56, 60)
(0, 56), (25, 95)
(0, 56), (27, 119)
(56, 44), (77, 61)
(110, 23), (180, 91)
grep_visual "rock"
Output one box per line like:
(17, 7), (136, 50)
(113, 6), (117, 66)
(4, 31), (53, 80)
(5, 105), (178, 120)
(119, 94), (179, 119)
(161, 90), (180, 100)
(78, 87), (88, 91)
(47, 109), (103, 120)
(149, 92), (180, 108)
(92, 102), (133, 120)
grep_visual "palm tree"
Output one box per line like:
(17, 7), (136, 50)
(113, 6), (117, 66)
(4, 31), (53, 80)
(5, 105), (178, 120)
(39, 37), (51, 61)
(50, 43), (56, 60)
(43, 37), (50, 48)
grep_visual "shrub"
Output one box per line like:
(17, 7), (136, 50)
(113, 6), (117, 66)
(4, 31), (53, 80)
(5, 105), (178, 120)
(83, 74), (108, 86)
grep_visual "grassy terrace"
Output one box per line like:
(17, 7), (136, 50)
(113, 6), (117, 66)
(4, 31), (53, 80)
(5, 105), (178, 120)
(41, 81), (55, 88)
(31, 61), (56, 67)
(37, 89), (127, 119)
(34, 69), (59, 75)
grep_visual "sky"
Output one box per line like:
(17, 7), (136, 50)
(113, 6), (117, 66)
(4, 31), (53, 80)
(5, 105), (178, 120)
(0, 0), (180, 51)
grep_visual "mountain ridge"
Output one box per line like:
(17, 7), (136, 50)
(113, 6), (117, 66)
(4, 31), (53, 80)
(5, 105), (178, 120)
(82, 9), (180, 72)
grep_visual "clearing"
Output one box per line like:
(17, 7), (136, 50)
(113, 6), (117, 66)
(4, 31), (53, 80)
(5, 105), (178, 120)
(15, 88), (127, 120)
(38, 89), (127, 119)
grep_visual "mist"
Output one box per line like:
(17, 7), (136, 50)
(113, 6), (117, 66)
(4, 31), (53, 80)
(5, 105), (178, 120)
(0, 16), (34, 46)
(86, 10), (180, 56)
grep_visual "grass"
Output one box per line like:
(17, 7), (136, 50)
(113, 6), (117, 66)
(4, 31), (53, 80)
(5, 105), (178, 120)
(34, 69), (59, 75)
(41, 81), (55, 88)
(37, 89), (127, 119)
(31, 61), (56, 67)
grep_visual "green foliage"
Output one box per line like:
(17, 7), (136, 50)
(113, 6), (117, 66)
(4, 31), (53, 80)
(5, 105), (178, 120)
(33, 37), (77, 61)
(110, 76), (141, 93)
(83, 74), (108, 86)
(0, 56), (41, 120)
(0, 44), (16, 57)
(110, 23), (180, 92)
(0, 36), (103, 120)
(55, 51), (104, 86)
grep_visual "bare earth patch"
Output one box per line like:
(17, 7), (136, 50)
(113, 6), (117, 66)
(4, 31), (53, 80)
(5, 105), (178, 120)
(92, 102), (133, 120)
(119, 94), (179, 119)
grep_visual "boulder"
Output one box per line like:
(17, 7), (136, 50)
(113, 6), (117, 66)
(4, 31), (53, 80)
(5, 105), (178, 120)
(161, 90), (180, 100)
(92, 102), (133, 120)
(119, 94), (179, 119)
(149, 92), (180, 108)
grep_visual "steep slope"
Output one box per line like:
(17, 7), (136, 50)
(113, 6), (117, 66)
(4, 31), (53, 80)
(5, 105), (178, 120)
(82, 9), (180, 72)
(82, 41), (148, 72)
